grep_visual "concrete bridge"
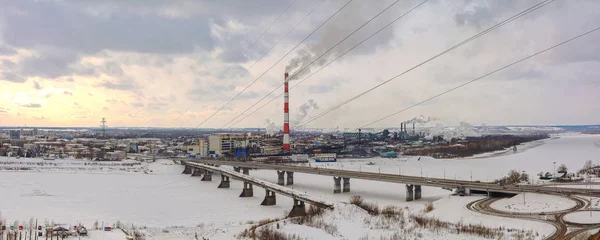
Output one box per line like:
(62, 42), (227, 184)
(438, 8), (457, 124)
(182, 162), (334, 217)
(183, 159), (600, 201)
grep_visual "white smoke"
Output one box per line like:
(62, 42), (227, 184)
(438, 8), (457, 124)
(406, 115), (438, 125)
(264, 119), (276, 136)
(425, 122), (481, 141)
(284, 1), (399, 81)
(293, 99), (319, 125)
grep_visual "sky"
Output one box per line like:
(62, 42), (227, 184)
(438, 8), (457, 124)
(0, 0), (599, 129)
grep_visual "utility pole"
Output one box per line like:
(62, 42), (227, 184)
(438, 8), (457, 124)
(553, 161), (556, 188)
(100, 118), (107, 139)
(522, 170), (526, 205)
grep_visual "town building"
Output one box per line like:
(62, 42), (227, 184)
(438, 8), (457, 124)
(208, 133), (260, 156)
(186, 139), (208, 157)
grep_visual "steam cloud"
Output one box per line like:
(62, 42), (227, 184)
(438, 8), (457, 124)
(264, 119), (276, 135)
(293, 99), (319, 125)
(425, 122), (480, 140)
(284, 2), (399, 81)
(405, 115), (438, 125)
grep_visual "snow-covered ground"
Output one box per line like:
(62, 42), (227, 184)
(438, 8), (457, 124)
(489, 193), (576, 213)
(87, 229), (128, 240)
(427, 196), (555, 238)
(218, 203), (495, 240)
(0, 135), (598, 239)
(0, 156), (146, 173)
(563, 211), (600, 224)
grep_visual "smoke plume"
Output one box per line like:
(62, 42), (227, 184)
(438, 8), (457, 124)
(406, 115), (438, 125)
(293, 99), (319, 125)
(425, 122), (480, 140)
(264, 119), (276, 135)
(284, 1), (399, 81)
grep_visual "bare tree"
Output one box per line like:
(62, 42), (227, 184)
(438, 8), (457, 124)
(558, 164), (568, 173)
(520, 172), (529, 183)
(507, 170), (521, 184)
(581, 160), (594, 174)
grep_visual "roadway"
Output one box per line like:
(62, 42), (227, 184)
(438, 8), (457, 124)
(186, 161), (334, 209)
(185, 159), (600, 197)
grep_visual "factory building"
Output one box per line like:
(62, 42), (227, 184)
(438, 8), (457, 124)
(208, 134), (260, 156)
(186, 139), (208, 158)
(9, 130), (20, 140)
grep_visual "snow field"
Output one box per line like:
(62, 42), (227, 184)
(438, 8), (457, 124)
(563, 211), (600, 224)
(427, 196), (555, 239)
(225, 203), (493, 240)
(489, 193), (577, 213)
(0, 135), (598, 239)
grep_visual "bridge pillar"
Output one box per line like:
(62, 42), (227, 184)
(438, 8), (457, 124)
(201, 170), (212, 181)
(191, 168), (203, 176)
(182, 165), (192, 174)
(239, 181), (253, 197)
(260, 190), (276, 206)
(414, 185), (421, 200)
(233, 167), (241, 173)
(218, 174), (230, 188)
(288, 199), (306, 217)
(405, 184), (414, 202)
(343, 178), (350, 193)
(333, 177), (341, 194)
(286, 172), (294, 186)
(242, 167), (250, 175)
(277, 171), (285, 186)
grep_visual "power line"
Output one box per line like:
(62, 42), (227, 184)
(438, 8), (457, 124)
(178, 0), (327, 128)
(226, 0), (429, 128)
(171, 0), (300, 126)
(360, 25), (600, 128)
(193, 0), (355, 128)
(297, 0), (555, 128)
(221, 0), (409, 128)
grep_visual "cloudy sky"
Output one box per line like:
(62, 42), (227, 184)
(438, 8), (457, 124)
(0, 0), (599, 129)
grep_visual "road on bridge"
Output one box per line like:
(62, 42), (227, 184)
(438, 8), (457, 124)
(186, 159), (600, 197)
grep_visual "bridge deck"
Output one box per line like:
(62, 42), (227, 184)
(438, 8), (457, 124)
(187, 162), (334, 209)
(186, 159), (600, 197)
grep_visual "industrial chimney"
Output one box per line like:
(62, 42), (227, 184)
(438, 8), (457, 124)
(283, 73), (290, 152)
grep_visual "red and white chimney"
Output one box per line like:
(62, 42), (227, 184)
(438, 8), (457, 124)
(283, 72), (291, 152)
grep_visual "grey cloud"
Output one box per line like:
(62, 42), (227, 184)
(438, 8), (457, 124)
(131, 102), (145, 108)
(0, 107), (8, 114)
(453, 0), (522, 28)
(2, 59), (16, 69)
(103, 106), (108, 111)
(18, 49), (81, 78)
(64, 91), (73, 96)
(188, 64), (251, 100)
(98, 79), (137, 91)
(32, 81), (42, 90)
(307, 80), (340, 93)
(2, 0), (215, 54)
(106, 98), (118, 104)
(19, 103), (42, 108)
(88, 93), (93, 96)
(103, 62), (124, 76)
(0, 45), (17, 56)
(0, 72), (25, 83)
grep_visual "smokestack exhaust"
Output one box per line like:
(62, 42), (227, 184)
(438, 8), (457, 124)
(283, 73), (290, 152)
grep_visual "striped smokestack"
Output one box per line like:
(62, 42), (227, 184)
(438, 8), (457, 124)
(283, 72), (290, 152)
